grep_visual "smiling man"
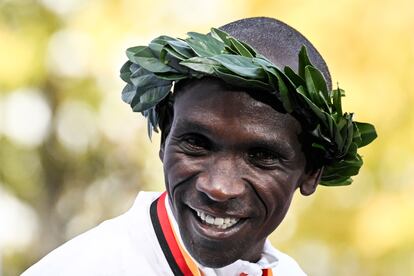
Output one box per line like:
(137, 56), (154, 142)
(23, 17), (376, 276)
(159, 77), (321, 273)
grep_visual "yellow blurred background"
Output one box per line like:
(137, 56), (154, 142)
(1, 0), (413, 275)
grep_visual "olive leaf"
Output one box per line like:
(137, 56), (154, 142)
(210, 55), (265, 78)
(228, 37), (255, 58)
(354, 122), (377, 147)
(126, 46), (173, 73)
(180, 57), (220, 74)
(186, 32), (226, 57)
(213, 67), (271, 91)
(298, 46), (313, 78)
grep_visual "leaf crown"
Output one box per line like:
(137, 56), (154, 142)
(120, 28), (377, 186)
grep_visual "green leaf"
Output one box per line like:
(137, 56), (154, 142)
(298, 46), (313, 79)
(271, 68), (293, 112)
(304, 66), (326, 108)
(148, 107), (159, 133)
(131, 73), (160, 88)
(126, 46), (146, 59)
(210, 28), (231, 45)
(238, 40), (258, 57)
(332, 86), (343, 115)
(132, 74), (171, 91)
(128, 66), (171, 89)
(131, 84), (172, 112)
(305, 65), (330, 102)
(150, 35), (170, 46)
(341, 117), (354, 154)
(147, 116), (153, 140)
(317, 90), (331, 113)
(154, 72), (187, 81)
(323, 158), (362, 177)
(160, 45), (188, 61)
(354, 122), (377, 147)
(180, 57), (220, 74)
(186, 32), (226, 57)
(142, 109), (157, 141)
(210, 55), (265, 78)
(121, 83), (136, 104)
(252, 57), (274, 68)
(311, 124), (334, 145)
(148, 41), (164, 57)
(333, 119), (344, 151)
(296, 87), (329, 125)
(120, 61), (133, 83)
(133, 57), (173, 73)
(262, 67), (278, 89)
(255, 54), (273, 64)
(129, 65), (147, 78)
(214, 68), (271, 91)
(320, 176), (353, 186)
(284, 66), (305, 87)
(296, 84), (311, 100)
(160, 37), (195, 59)
(352, 122), (362, 146)
(229, 37), (254, 57)
(127, 46), (175, 73)
(159, 51), (191, 73)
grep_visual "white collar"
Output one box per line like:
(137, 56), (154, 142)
(165, 196), (279, 276)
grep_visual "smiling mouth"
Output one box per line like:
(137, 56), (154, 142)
(194, 209), (240, 230)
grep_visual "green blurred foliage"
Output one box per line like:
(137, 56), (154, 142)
(1, 0), (413, 275)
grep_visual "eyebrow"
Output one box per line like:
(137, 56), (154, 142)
(173, 118), (296, 159)
(173, 119), (213, 135)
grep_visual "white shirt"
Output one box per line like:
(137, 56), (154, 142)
(22, 192), (306, 276)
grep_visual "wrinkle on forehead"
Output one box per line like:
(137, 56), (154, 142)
(174, 78), (302, 136)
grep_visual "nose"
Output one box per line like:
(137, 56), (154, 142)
(195, 155), (246, 202)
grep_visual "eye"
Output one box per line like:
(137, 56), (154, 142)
(248, 148), (280, 168)
(179, 134), (210, 155)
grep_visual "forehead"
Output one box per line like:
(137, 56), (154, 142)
(173, 78), (302, 143)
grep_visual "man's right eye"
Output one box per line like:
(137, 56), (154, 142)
(179, 135), (209, 155)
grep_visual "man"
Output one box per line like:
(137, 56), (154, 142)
(23, 17), (376, 275)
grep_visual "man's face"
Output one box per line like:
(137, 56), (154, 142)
(161, 78), (317, 267)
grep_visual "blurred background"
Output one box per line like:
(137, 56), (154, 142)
(0, 0), (413, 275)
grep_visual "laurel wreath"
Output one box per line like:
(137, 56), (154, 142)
(120, 28), (377, 186)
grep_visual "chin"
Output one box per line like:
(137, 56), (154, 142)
(198, 258), (235, 268)
(187, 243), (240, 268)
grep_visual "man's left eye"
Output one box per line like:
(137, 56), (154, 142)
(248, 149), (280, 168)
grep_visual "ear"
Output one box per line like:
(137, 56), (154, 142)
(299, 167), (324, 196)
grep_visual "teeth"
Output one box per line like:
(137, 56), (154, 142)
(214, 218), (224, 225)
(195, 210), (240, 229)
(206, 215), (214, 224)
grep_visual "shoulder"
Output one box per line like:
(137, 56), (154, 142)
(22, 191), (164, 276)
(273, 249), (306, 275)
(265, 241), (307, 276)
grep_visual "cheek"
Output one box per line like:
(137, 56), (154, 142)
(254, 172), (300, 223)
(163, 147), (202, 193)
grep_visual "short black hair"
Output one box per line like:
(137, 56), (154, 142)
(219, 17), (332, 90)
